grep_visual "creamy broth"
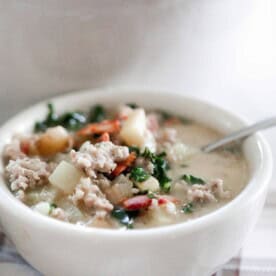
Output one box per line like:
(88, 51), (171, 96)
(135, 123), (248, 228)
(3, 104), (249, 229)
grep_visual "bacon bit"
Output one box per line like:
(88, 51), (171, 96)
(20, 141), (30, 155)
(116, 114), (128, 121)
(97, 132), (110, 142)
(157, 197), (167, 205)
(164, 117), (181, 126)
(123, 195), (152, 211)
(77, 120), (121, 136)
(120, 115), (128, 121)
(158, 196), (180, 205)
(147, 114), (159, 132)
(111, 152), (136, 177)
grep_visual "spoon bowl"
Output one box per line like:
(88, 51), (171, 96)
(202, 117), (276, 153)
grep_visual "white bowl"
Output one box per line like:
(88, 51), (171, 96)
(0, 89), (272, 276)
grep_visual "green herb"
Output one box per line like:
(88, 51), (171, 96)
(128, 146), (140, 155)
(157, 110), (191, 125)
(34, 103), (58, 132)
(127, 103), (139, 109)
(180, 164), (189, 168)
(151, 155), (171, 192)
(58, 111), (86, 131)
(156, 151), (167, 158)
(34, 122), (47, 132)
(141, 147), (152, 158)
(49, 203), (57, 214)
(89, 105), (106, 123)
(34, 103), (86, 132)
(111, 207), (138, 229)
(159, 110), (172, 121)
(130, 167), (150, 182)
(182, 203), (194, 214)
(141, 148), (171, 193)
(161, 180), (172, 193)
(181, 174), (205, 185)
(147, 191), (157, 199)
(141, 147), (167, 160)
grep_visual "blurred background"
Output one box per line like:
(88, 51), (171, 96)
(0, 0), (276, 274)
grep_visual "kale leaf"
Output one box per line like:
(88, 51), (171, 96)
(34, 103), (86, 132)
(147, 191), (157, 199)
(182, 202), (194, 214)
(111, 207), (139, 229)
(128, 146), (140, 155)
(49, 203), (57, 214)
(130, 167), (150, 182)
(181, 174), (205, 185)
(89, 105), (106, 123)
(126, 103), (139, 109)
(141, 148), (171, 193)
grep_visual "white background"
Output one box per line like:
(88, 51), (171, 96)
(0, 0), (276, 273)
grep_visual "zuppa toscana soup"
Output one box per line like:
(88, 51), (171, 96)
(3, 103), (248, 229)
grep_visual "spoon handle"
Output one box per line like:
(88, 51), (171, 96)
(202, 117), (276, 153)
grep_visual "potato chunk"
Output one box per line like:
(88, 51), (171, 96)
(120, 109), (147, 147)
(36, 126), (70, 157)
(49, 161), (83, 194)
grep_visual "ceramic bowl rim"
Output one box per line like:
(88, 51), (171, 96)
(0, 88), (272, 239)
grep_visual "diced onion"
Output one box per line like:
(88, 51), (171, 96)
(136, 176), (160, 192)
(33, 202), (51, 216)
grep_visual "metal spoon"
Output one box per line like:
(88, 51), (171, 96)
(201, 117), (276, 153)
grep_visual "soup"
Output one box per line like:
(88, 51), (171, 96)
(2, 103), (248, 229)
